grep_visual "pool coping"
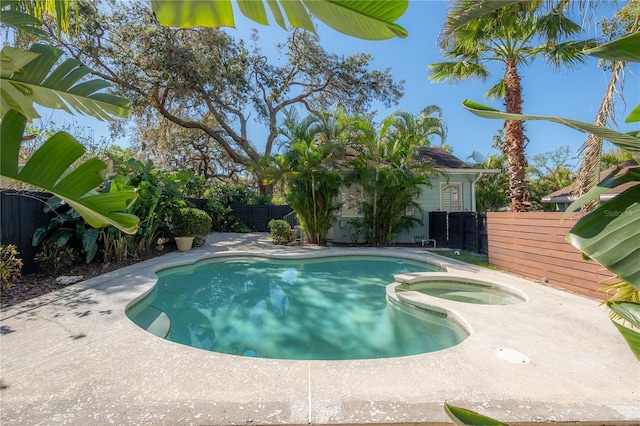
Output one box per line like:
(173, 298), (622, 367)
(1, 232), (638, 425)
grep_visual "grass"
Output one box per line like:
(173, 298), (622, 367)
(429, 249), (498, 270)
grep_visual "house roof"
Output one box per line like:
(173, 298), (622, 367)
(341, 145), (499, 174)
(542, 159), (639, 203)
(416, 147), (468, 168)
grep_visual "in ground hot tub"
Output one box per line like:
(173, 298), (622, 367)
(394, 273), (526, 305)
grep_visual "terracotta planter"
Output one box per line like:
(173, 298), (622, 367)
(175, 236), (194, 252)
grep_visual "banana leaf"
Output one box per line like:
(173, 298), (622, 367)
(611, 321), (640, 361)
(608, 301), (640, 327)
(1, 109), (139, 234)
(462, 100), (640, 160)
(444, 404), (507, 426)
(150, 0), (408, 40)
(584, 32), (640, 62)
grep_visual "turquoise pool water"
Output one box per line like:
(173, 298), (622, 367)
(397, 281), (524, 305)
(128, 256), (467, 360)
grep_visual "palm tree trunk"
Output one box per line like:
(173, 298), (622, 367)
(503, 58), (529, 212)
(573, 60), (625, 214)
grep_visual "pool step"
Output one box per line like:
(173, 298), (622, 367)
(128, 304), (171, 338)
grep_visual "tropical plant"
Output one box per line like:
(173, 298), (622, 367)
(270, 108), (350, 245)
(345, 218), (366, 244)
(149, 0), (409, 40)
(469, 150), (509, 212)
(429, 1), (591, 212)
(34, 242), (76, 274)
(349, 108), (443, 245)
(114, 159), (187, 253)
(32, 199), (101, 264)
(0, 3), (137, 233)
(0, 244), (23, 291)
(268, 219), (295, 245)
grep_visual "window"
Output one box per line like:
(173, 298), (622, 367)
(340, 184), (364, 217)
(441, 182), (462, 212)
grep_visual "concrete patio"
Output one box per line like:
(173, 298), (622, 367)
(1, 233), (638, 425)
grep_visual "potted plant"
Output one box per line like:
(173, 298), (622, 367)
(171, 207), (212, 252)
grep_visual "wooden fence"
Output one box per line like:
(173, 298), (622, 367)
(487, 212), (614, 300)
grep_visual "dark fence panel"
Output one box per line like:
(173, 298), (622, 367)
(1, 190), (55, 274)
(182, 199), (293, 232)
(428, 211), (448, 248)
(428, 211), (487, 254)
(447, 212), (464, 249)
(462, 213), (479, 253)
(229, 204), (293, 232)
(185, 197), (208, 210)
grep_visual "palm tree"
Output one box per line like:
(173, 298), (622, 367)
(429, 1), (590, 211)
(270, 108), (352, 245)
(349, 107), (445, 245)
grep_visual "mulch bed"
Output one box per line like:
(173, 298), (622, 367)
(1, 244), (176, 310)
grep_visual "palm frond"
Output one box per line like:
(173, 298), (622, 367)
(428, 61), (489, 84)
(1, 43), (130, 120)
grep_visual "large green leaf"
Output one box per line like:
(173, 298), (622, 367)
(562, 167), (640, 216)
(1, 43), (131, 120)
(0, 1), (49, 39)
(444, 404), (507, 426)
(608, 302), (640, 328)
(462, 100), (640, 160)
(611, 321), (640, 361)
(150, 0), (408, 40)
(566, 185), (640, 289)
(0, 109), (139, 234)
(584, 32), (640, 62)
(626, 104), (640, 124)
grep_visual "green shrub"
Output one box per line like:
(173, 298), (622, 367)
(171, 208), (212, 243)
(204, 198), (251, 233)
(346, 218), (366, 244)
(268, 219), (295, 245)
(0, 244), (23, 291)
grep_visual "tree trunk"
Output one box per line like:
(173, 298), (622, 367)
(256, 169), (274, 197)
(502, 59), (529, 212)
(573, 61), (624, 214)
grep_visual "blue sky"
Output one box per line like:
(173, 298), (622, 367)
(56, 0), (639, 168)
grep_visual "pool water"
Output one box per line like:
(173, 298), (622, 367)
(128, 256), (467, 360)
(398, 281), (524, 305)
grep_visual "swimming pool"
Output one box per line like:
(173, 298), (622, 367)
(127, 255), (468, 360)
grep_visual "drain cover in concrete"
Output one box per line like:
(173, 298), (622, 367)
(495, 348), (530, 364)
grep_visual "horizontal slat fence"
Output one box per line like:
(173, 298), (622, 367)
(487, 212), (614, 300)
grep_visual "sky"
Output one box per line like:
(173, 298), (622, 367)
(47, 0), (640, 169)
